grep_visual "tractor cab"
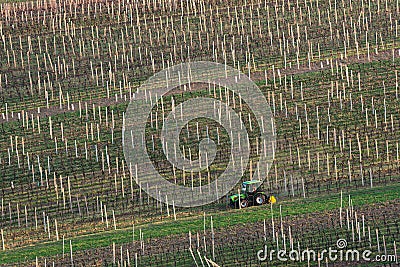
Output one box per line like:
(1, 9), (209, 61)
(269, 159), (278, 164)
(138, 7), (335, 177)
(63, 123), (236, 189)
(241, 180), (262, 194)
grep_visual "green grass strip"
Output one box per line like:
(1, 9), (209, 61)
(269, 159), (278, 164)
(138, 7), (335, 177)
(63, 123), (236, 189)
(0, 183), (399, 264)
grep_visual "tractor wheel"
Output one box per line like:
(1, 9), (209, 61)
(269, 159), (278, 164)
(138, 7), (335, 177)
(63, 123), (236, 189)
(255, 194), (266, 205)
(239, 199), (249, 208)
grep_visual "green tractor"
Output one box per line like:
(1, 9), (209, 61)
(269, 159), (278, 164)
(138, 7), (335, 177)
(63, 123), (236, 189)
(229, 180), (276, 208)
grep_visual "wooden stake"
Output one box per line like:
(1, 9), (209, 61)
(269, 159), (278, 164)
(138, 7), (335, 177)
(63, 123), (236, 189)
(1, 229), (4, 250)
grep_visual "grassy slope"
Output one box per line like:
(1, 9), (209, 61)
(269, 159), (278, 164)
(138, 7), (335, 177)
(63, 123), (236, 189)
(0, 182), (398, 264)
